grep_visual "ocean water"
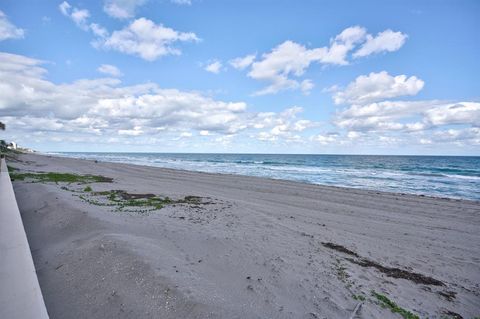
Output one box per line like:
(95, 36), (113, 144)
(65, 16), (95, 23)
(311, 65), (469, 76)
(55, 153), (480, 201)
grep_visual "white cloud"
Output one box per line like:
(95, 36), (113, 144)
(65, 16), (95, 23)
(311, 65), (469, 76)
(334, 99), (480, 133)
(334, 100), (438, 131)
(424, 102), (480, 127)
(90, 23), (108, 38)
(59, 2), (90, 30)
(229, 54), (256, 70)
(353, 29), (407, 58)
(97, 64), (123, 77)
(119, 127), (143, 136)
(330, 71), (480, 135)
(60, 1), (107, 38)
(328, 71), (480, 135)
(309, 129), (479, 149)
(430, 128), (480, 145)
(0, 10), (25, 41)
(89, 92), (247, 134)
(254, 106), (317, 141)
(97, 18), (199, 61)
(333, 71), (424, 105)
(103, 0), (147, 19)
(347, 131), (361, 139)
(179, 132), (192, 138)
(311, 133), (336, 145)
(419, 138), (432, 145)
(248, 40), (324, 95)
(171, 0), (192, 5)
(204, 60), (222, 74)
(70, 8), (90, 29)
(59, 2), (71, 16)
(300, 79), (314, 95)
(321, 26), (367, 65)
(244, 26), (407, 95)
(59, 3), (199, 61)
(42, 16), (52, 24)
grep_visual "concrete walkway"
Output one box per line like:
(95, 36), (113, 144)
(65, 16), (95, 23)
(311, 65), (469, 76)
(0, 157), (49, 318)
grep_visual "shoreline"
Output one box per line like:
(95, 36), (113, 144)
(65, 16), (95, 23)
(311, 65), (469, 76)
(9, 152), (480, 318)
(40, 152), (480, 203)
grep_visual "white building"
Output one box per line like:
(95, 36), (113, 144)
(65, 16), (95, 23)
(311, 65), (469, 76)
(7, 142), (17, 150)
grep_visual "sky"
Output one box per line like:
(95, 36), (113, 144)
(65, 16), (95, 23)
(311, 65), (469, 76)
(0, 0), (479, 155)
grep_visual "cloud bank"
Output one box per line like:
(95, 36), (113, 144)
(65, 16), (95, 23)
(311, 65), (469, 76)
(327, 71), (480, 148)
(0, 52), (316, 148)
(60, 1), (199, 61)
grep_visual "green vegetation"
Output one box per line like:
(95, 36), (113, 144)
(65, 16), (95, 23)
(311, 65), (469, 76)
(79, 189), (203, 212)
(78, 194), (116, 207)
(334, 258), (349, 283)
(0, 147), (21, 156)
(352, 294), (365, 301)
(372, 291), (419, 319)
(83, 185), (92, 192)
(10, 171), (112, 184)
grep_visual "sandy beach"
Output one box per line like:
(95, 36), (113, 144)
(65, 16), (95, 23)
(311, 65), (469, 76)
(8, 152), (480, 319)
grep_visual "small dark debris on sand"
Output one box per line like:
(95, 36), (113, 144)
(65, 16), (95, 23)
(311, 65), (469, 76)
(95, 176), (114, 183)
(116, 191), (156, 200)
(438, 290), (457, 301)
(443, 310), (463, 319)
(301, 232), (314, 238)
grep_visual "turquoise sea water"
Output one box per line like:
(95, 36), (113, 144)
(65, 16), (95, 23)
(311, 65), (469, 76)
(56, 153), (480, 201)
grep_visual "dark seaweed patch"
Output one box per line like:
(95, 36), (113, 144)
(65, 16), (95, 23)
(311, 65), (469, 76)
(346, 258), (444, 286)
(322, 241), (444, 286)
(322, 242), (359, 257)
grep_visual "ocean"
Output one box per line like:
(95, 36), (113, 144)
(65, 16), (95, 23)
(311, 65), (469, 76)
(55, 153), (480, 201)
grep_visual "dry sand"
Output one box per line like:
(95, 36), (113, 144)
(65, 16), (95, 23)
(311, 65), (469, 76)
(8, 152), (480, 319)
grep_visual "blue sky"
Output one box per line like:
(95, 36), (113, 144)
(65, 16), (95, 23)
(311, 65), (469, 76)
(0, 0), (479, 154)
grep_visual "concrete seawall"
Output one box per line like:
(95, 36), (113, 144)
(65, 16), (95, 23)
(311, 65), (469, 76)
(0, 157), (49, 318)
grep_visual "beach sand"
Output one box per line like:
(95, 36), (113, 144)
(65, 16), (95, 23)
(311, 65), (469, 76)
(8, 152), (480, 319)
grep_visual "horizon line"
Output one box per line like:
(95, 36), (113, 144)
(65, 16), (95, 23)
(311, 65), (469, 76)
(44, 151), (480, 157)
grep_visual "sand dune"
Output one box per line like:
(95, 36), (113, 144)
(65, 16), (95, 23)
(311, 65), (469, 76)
(9, 152), (480, 319)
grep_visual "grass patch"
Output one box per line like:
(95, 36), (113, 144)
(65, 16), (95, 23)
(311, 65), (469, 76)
(10, 171), (113, 184)
(372, 291), (419, 319)
(84, 186), (92, 192)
